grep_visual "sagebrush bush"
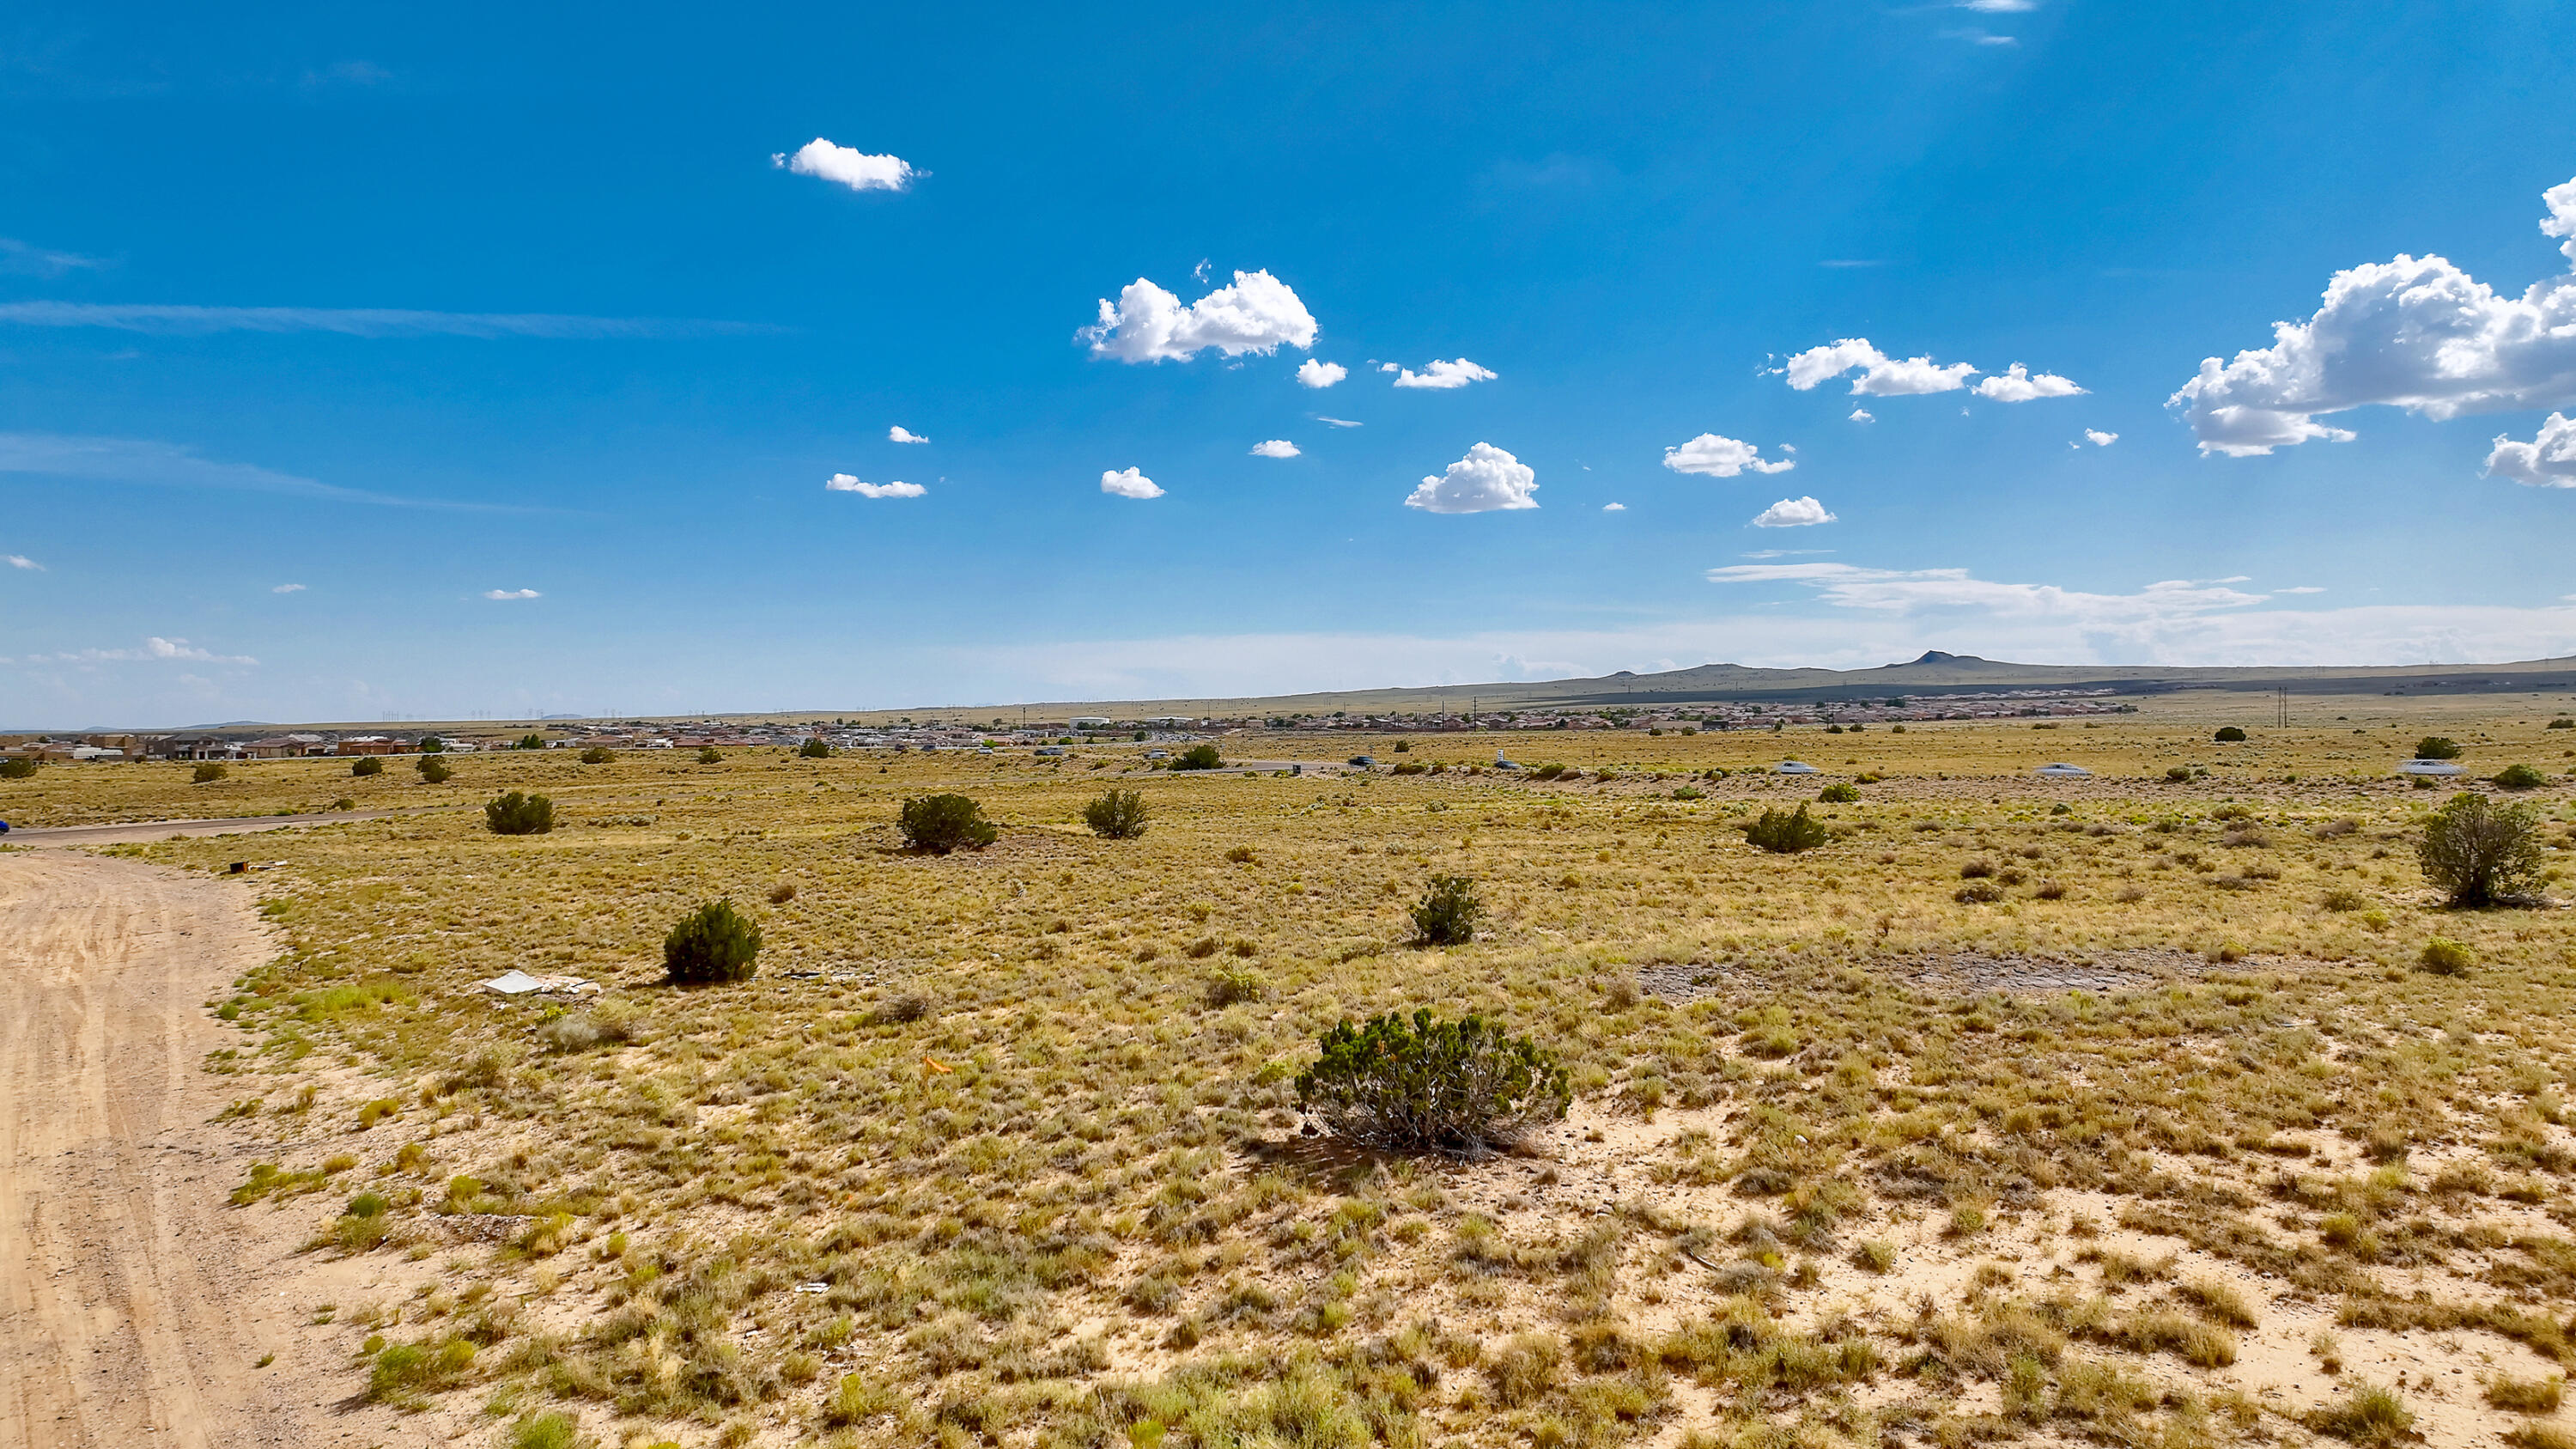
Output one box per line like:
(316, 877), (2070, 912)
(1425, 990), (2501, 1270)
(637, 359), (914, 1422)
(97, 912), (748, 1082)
(349, 757), (384, 777)
(696, 746), (721, 764)
(899, 793), (997, 853)
(1745, 803), (1828, 854)
(664, 898), (760, 983)
(2494, 763), (2549, 789)
(1410, 874), (1484, 945)
(2417, 936), (2476, 976)
(1296, 1008), (1571, 1152)
(1083, 788), (1149, 839)
(2214, 726), (2247, 742)
(1817, 782), (1859, 803)
(483, 791), (555, 836)
(2416, 793), (2543, 906)
(0, 757), (36, 780)
(578, 746), (614, 764)
(1172, 743), (1223, 770)
(416, 756), (452, 783)
(192, 762), (228, 782)
(799, 737), (832, 758)
(2415, 736), (2463, 759)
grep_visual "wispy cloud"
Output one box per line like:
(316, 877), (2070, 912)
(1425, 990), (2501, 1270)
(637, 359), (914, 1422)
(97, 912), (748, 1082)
(0, 238), (110, 278)
(483, 588), (541, 601)
(5, 554), (39, 570)
(825, 473), (926, 498)
(1315, 417), (1363, 429)
(0, 432), (519, 510)
(0, 301), (776, 338)
(12, 636), (258, 667)
(271, 582), (306, 593)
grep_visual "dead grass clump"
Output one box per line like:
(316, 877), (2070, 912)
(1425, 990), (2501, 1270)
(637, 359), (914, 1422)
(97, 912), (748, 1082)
(2306, 1383), (2414, 1444)
(2488, 1373), (2566, 1412)
(2176, 1277), (2258, 1328)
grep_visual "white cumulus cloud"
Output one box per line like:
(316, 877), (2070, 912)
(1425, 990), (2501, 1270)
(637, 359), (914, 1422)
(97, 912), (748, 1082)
(1100, 467), (1163, 499)
(1404, 442), (1537, 514)
(1390, 358), (1497, 390)
(1083, 270), (1317, 363)
(483, 588), (541, 600)
(1750, 496), (1837, 528)
(6, 553), (39, 569)
(1662, 433), (1795, 477)
(1249, 440), (1300, 459)
(2488, 411), (2576, 486)
(1973, 362), (2087, 401)
(1602, 502), (1626, 512)
(1782, 338), (1978, 395)
(774, 138), (915, 193)
(825, 473), (925, 498)
(1850, 408), (1874, 423)
(888, 426), (928, 444)
(2170, 174), (2576, 455)
(2085, 429), (2118, 447)
(1297, 359), (1347, 388)
(271, 582), (305, 592)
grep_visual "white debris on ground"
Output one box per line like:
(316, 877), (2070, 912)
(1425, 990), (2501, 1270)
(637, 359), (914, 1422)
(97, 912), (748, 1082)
(478, 969), (601, 996)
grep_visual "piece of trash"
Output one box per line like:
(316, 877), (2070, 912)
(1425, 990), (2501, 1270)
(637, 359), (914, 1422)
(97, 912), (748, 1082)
(479, 970), (598, 996)
(794, 1282), (828, 1294)
(922, 1056), (952, 1075)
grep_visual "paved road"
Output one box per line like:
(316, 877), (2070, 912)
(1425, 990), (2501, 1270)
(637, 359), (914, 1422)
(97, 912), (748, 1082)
(2, 809), (407, 849)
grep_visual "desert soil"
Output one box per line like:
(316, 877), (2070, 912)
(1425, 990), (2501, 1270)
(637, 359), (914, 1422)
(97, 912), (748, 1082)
(0, 849), (426, 1449)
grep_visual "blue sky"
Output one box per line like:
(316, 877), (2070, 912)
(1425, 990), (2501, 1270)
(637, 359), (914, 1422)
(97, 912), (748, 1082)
(4, 3), (2575, 725)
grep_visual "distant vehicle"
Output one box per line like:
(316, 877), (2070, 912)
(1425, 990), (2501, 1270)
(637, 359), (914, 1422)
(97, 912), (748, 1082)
(2397, 758), (2465, 776)
(2035, 763), (2093, 779)
(1035, 746), (1066, 757)
(1774, 760), (1820, 775)
(1145, 749), (1169, 759)
(1493, 753), (1521, 770)
(1347, 754), (1376, 767)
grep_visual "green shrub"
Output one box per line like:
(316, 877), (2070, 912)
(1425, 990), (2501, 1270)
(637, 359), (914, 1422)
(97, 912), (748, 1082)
(1171, 743), (1223, 770)
(0, 756), (36, 779)
(349, 757), (383, 777)
(2416, 792), (2543, 906)
(506, 1412), (581, 1449)
(578, 746), (614, 764)
(483, 791), (555, 836)
(898, 794), (998, 853)
(415, 755), (452, 783)
(1817, 782), (1859, 803)
(513, 734), (546, 751)
(1745, 803), (1828, 854)
(2415, 736), (2464, 760)
(2494, 763), (2549, 789)
(664, 899), (760, 983)
(192, 761), (228, 782)
(1082, 788), (1148, 839)
(1530, 763), (1566, 780)
(417, 736), (445, 754)
(1411, 874), (1485, 945)
(2165, 766), (2190, 782)
(799, 736), (832, 758)
(2214, 726), (2247, 742)
(2417, 937), (2475, 976)
(695, 746), (721, 764)
(2551, 719), (2576, 731)
(1296, 1008), (1571, 1152)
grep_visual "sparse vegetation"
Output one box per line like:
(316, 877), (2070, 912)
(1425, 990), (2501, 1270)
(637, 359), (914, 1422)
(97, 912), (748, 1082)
(0, 757), (37, 780)
(577, 746), (614, 764)
(1745, 802), (1829, 853)
(2415, 735), (2464, 759)
(1171, 743), (1223, 770)
(415, 755), (452, 783)
(483, 791), (555, 836)
(2214, 726), (2247, 742)
(191, 761), (227, 782)
(2417, 791), (2543, 905)
(349, 757), (383, 777)
(1410, 874), (1484, 944)
(798, 737), (831, 758)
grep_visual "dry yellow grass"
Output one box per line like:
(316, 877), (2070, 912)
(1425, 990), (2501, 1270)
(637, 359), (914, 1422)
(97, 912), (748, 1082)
(15, 709), (2576, 1448)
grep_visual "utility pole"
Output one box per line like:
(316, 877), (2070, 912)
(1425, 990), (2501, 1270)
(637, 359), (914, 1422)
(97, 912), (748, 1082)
(2277, 685), (2290, 729)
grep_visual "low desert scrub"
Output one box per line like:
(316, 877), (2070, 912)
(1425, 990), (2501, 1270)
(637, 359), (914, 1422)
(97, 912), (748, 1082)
(1745, 804), (1827, 853)
(2418, 792), (2543, 906)
(2488, 1372), (2565, 1412)
(897, 793), (997, 853)
(1297, 1008), (1571, 1152)
(1083, 788), (1149, 839)
(483, 791), (555, 836)
(1410, 874), (1484, 945)
(2308, 1382), (2414, 1444)
(662, 899), (759, 983)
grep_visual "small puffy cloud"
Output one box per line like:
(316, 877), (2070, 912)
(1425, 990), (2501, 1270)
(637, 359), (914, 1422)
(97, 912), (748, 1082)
(825, 473), (925, 498)
(1601, 502), (1626, 512)
(1662, 433), (1795, 478)
(1084, 270), (1317, 363)
(1781, 338), (1976, 395)
(1316, 416), (1362, 428)
(1973, 362), (2087, 401)
(1849, 408), (1874, 423)
(6, 553), (39, 569)
(2488, 412), (2576, 486)
(1750, 496), (1837, 528)
(2171, 174), (2576, 455)
(2084, 429), (2118, 447)
(1100, 467), (1163, 499)
(1249, 440), (1300, 459)
(483, 588), (541, 600)
(1297, 359), (1347, 388)
(774, 138), (915, 193)
(1391, 358), (1497, 390)
(271, 582), (305, 593)
(888, 425), (928, 444)
(1405, 441), (1537, 514)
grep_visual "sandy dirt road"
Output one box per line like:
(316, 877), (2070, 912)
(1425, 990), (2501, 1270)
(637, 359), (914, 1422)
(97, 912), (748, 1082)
(0, 850), (348, 1448)
(1, 810), (411, 849)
